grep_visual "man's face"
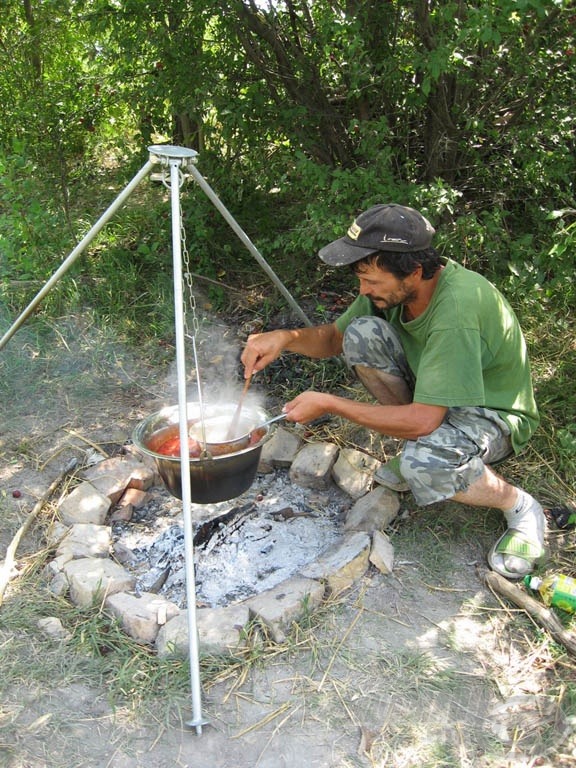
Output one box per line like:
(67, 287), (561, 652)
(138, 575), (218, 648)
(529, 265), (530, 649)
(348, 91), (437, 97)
(355, 261), (419, 310)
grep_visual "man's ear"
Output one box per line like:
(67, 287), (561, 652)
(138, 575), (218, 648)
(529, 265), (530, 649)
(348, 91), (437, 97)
(411, 263), (423, 279)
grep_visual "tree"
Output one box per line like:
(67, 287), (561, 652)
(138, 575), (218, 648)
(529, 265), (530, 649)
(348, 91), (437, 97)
(1, 0), (574, 295)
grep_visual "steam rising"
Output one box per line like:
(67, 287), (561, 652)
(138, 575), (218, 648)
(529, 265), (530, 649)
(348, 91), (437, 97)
(165, 320), (266, 414)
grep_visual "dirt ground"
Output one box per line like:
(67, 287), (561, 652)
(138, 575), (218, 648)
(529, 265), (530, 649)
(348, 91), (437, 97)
(1, 313), (575, 768)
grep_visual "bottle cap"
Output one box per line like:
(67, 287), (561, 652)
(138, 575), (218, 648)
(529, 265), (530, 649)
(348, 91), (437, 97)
(525, 575), (542, 590)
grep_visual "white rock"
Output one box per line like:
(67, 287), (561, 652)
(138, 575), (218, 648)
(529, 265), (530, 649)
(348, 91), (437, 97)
(56, 524), (111, 559)
(63, 558), (135, 607)
(37, 616), (72, 641)
(289, 442), (339, 489)
(332, 448), (380, 499)
(299, 531), (370, 594)
(369, 530), (395, 574)
(57, 481), (111, 525)
(245, 577), (325, 643)
(260, 427), (303, 467)
(104, 591), (180, 645)
(344, 485), (400, 531)
(82, 456), (155, 492)
(156, 603), (250, 657)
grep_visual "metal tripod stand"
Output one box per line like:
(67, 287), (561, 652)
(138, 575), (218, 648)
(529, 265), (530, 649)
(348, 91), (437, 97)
(0, 145), (311, 733)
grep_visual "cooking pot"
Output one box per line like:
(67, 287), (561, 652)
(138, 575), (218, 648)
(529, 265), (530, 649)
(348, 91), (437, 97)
(132, 402), (275, 504)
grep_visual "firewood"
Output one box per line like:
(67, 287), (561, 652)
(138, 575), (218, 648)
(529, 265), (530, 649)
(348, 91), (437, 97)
(0, 459), (77, 608)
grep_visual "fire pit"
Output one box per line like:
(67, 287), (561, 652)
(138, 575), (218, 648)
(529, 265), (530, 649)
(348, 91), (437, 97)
(113, 467), (351, 608)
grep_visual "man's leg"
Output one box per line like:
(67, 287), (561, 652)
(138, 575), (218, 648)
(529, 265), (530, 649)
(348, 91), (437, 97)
(342, 317), (414, 489)
(342, 319), (545, 577)
(399, 409), (546, 579)
(354, 366), (412, 406)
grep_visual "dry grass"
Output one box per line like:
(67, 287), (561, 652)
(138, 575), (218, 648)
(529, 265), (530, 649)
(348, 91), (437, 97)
(1, 308), (576, 767)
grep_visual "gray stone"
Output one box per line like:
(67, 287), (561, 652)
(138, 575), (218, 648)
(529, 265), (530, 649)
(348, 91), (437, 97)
(369, 530), (395, 575)
(56, 523), (111, 559)
(46, 553), (74, 574)
(104, 591), (180, 645)
(260, 427), (303, 468)
(58, 481), (111, 525)
(156, 603), (250, 658)
(245, 577), (325, 643)
(332, 448), (380, 499)
(45, 521), (71, 548)
(111, 541), (139, 566)
(299, 532), (370, 594)
(48, 571), (69, 597)
(289, 442), (339, 490)
(63, 557), (135, 607)
(37, 616), (72, 642)
(344, 485), (400, 532)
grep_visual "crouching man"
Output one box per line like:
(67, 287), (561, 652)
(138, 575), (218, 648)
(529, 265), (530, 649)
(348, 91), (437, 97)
(241, 204), (546, 579)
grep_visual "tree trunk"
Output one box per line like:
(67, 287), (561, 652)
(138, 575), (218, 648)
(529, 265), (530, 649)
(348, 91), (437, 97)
(231, 0), (356, 166)
(22, 0), (42, 82)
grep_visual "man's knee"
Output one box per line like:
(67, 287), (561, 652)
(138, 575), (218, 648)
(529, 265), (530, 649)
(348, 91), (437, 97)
(400, 439), (485, 506)
(342, 317), (409, 376)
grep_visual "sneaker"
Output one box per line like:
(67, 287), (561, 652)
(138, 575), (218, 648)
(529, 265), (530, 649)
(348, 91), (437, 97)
(373, 455), (409, 493)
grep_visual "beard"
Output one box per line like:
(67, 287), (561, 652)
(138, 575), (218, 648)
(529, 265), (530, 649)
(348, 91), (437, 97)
(367, 281), (418, 312)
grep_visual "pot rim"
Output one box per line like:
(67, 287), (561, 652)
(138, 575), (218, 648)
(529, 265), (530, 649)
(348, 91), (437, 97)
(132, 401), (273, 464)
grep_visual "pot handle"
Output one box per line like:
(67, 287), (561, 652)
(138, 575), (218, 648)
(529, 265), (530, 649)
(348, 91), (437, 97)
(254, 412), (287, 431)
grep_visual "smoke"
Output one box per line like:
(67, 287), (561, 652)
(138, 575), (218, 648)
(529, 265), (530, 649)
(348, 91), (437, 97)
(163, 318), (267, 413)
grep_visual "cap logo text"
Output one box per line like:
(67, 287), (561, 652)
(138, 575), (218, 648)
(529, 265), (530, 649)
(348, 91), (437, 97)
(380, 235), (409, 245)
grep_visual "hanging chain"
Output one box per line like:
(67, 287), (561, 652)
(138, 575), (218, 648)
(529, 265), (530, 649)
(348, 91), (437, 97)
(160, 166), (200, 340)
(180, 205), (201, 341)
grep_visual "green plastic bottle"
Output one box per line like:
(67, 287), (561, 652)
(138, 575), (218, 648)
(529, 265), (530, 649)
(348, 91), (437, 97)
(524, 573), (576, 614)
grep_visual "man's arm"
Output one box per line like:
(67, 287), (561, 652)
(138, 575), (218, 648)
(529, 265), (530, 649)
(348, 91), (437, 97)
(283, 390), (447, 441)
(241, 323), (343, 376)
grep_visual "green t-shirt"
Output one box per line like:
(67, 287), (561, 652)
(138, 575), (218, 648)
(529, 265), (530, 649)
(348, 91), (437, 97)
(335, 259), (539, 453)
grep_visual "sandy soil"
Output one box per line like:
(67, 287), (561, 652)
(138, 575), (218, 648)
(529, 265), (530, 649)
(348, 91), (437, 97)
(1, 314), (573, 768)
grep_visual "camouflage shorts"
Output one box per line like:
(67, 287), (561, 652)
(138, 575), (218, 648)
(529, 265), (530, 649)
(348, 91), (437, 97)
(342, 316), (513, 506)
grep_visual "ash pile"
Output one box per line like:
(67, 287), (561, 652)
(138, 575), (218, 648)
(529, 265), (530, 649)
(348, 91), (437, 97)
(113, 468), (351, 608)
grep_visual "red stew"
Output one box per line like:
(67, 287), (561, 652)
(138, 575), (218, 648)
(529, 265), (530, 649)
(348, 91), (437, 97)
(150, 424), (266, 458)
(155, 435), (203, 458)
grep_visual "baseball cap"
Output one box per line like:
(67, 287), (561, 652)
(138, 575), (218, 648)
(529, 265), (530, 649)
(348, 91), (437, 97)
(319, 204), (436, 266)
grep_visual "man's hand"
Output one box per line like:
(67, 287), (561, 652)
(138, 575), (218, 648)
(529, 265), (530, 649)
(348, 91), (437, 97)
(283, 390), (334, 423)
(240, 329), (292, 377)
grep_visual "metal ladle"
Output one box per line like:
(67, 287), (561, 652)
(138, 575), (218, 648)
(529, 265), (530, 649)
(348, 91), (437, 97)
(188, 412), (287, 455)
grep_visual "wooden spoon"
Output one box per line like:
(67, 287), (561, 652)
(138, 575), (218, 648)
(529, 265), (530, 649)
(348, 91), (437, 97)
(225, 371), (253, 440)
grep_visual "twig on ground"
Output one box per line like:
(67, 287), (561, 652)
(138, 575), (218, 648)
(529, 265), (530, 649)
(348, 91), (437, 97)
(482, 568), (576, 657)
(232, 702), (293, 738)
(254, 704), (300, 766)
(0, 458), (78, 608)
(65, 429), (110, 457)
